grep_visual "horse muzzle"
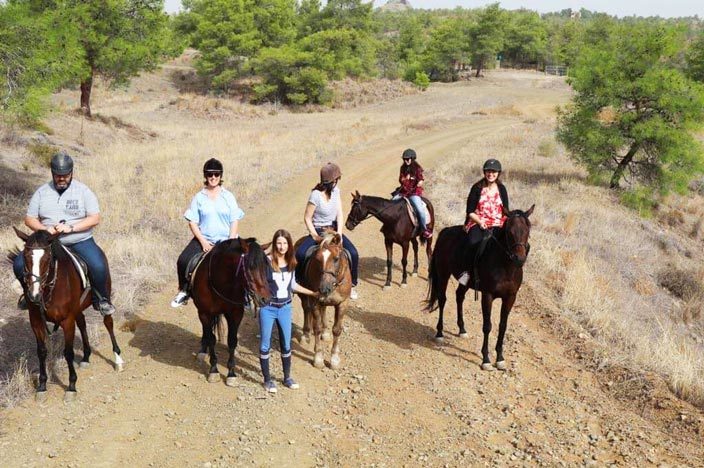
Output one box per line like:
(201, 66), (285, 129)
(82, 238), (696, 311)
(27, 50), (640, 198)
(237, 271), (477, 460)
(344, 220), (356, 231)
(511, 254), (527, 267)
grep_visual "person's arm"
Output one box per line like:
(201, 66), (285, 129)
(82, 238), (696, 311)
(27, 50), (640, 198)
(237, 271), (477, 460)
(499, 184), (510, 211)
(416, 166), (424, 188)
(54, 214), (100, 234)
(24, 215), (52, 233)
(304, 202), (321, 241)
(229, 220), (239, 239)
(293, 283), (319, 297)
(227, 192), (244, 239)
(189, 222), (214, 252)
(336, 192), (344, 238)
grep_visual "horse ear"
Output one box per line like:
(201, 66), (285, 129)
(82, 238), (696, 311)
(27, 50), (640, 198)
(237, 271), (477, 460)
(525, 204), (535, 217)
(239, 238), (250, 253)
(355, 190), (360, 198)
(13, 227), (29, 242)
(333, 233), (342, 245)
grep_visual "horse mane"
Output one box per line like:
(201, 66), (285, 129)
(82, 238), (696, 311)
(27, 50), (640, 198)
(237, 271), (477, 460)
(242, 238), (272, 302)
(7, 230), (68, 263)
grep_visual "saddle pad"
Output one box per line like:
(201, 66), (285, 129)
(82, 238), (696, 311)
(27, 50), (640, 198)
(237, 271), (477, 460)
(61, 245), (89, 290)
(404, 198), (430, 228)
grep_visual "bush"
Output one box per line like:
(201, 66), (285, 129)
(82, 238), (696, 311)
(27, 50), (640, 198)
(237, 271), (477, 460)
(412, 71), (430, 90)
(537, 139), (557, 158)
(620, 187), (658, 217)
(27, 143), (56, 166)
(658, 265), (704, 301)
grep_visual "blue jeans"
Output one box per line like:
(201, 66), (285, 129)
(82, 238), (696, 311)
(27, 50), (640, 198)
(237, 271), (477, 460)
(259, 303), (293, 356)
(295, 227), (359, 286)
(393, 194), (427, 230)
(13, 237), (111, 306)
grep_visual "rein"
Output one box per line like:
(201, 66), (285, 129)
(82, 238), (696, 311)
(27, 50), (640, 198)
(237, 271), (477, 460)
(207, 250), (249, 306)
(348, 197), (399, 227)
(24, 248), (59, 335)
(489, 214), (531, 263)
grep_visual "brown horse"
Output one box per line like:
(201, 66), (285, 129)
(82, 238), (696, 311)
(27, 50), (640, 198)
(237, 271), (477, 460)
(190, 237), (270, 385)
(345, 191), (434, 289)
(425, 205), (534, 370)
(11, 228), (123, 401)
(295, 231), (351, 369)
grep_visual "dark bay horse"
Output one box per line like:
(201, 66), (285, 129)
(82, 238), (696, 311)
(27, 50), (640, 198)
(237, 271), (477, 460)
(426, 205), (534, 370)
(190, 237), (270, 385)
(295, 231), (351, 369)
(11, 228), (123, 401)
(345, 191), (434, 289)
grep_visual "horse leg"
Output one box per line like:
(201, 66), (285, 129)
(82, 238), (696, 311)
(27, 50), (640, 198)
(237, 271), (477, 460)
(425, 235), (433, 272)
(312, 305), (325, 369)
(494, 294), (516, 371)
(321, 304), (331, 341)
(434, 273), (450, 342)
(102, 314), (124, 372)
(330, 303), (347, 370)
(62, 318), (78, 400)
(480, 293), (495, 370)
(29, 314), (48, 399)
(410, 238), (419, 277)
(383, 238), (393, 290)
(197, 319), (209, 362)
(76, 311), (91, 368)
(400, 242), (409, 287)
(455, 284), (469, 338)
(225, 310), (242, 387)
(206, 316), (220, 382)
(300, 299), (311, 344)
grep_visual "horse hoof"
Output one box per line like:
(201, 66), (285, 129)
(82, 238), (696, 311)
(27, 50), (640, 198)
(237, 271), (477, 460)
(114, 363), (124, 373)
(196, 353), (208, 363)
(313, 354), (325, 369)
(382, 285), (391, 291)
(64, 391), (77, 402)
(458, 333), (469, 339)
(411, 272), (418, 278)
(330, 355), (341, 370)
(321, 331), (332, 341)
(495, 361), (507, 371)
(481, 362), (495, 371)
(434, 336), (444, 344)
(400, 283), (408, 288)
(79, 361), (90, 369)
(207, 373), (220, 383)
(35, 391), (47, 402)
(226, 377), (237, 387)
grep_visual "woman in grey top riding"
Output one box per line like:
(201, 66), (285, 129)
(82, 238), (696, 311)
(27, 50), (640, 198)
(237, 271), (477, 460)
(294, 162), (359, 300)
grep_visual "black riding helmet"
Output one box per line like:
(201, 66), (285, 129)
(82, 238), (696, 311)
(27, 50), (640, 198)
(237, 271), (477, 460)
(50, 151), (74, 175)
(402, 148), (417, 160)
(203, 158), (224, 176)
(482, 158), (502, 172)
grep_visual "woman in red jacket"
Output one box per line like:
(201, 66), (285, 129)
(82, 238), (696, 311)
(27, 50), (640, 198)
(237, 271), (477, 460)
(394, 148), (432, 239)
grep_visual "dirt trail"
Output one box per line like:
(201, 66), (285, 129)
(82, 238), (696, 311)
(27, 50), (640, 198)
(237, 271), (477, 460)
(2, 83), (703, 467)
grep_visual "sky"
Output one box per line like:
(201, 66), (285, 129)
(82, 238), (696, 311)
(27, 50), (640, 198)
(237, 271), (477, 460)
(164, 0), (703, 19)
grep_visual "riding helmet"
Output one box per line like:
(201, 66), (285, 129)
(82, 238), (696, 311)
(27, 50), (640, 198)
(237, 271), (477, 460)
(402, 148), (417, 160)
(50, 151), (74, 175)
(482, 158), (502, 172)
(203, 158), (224, 175)
(320, 162), (342, 184)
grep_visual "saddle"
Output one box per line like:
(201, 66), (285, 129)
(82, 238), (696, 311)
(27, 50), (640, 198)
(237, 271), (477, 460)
(402, 197), (431, 229)
(61, 245), (91, 303)
(186, 251), (208, 292)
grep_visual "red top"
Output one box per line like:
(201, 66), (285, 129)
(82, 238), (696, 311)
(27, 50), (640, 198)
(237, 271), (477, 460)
(399, 165), (424, 197)
(466, 187), (506, 230)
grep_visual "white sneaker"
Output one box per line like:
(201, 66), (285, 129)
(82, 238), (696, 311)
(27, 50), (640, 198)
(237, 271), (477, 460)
(170, 291), (189, 308)
(458, 272), (470, 286)
(350, 287), (359, 300)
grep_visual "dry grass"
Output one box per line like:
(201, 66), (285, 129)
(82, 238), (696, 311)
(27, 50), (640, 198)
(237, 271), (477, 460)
(428, 119), (704, 408)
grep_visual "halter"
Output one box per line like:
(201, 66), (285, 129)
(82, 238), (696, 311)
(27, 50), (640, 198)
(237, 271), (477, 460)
(23, 245), (60, 335)
(311, 239), (348, 291)
(491, 212), (531, 263)
(207, 249), (250, 306)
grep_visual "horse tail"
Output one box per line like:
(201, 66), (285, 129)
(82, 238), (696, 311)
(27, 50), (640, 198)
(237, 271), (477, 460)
(214, 314), (226, 343)
(425, 243), (439, 313)
(243, 239), (271, 303)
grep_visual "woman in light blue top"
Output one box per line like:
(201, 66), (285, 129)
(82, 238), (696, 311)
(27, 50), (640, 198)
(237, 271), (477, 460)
(171, 158), (245, 308)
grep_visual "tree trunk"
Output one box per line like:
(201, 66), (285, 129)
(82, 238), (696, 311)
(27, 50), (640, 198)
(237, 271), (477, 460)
(609, 143), (640, 189)
(80, 70), (93, 117)
(475, 59), (483, 77)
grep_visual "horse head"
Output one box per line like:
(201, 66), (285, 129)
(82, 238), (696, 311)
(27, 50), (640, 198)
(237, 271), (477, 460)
(315, 230), (347, 298)
(236, 238), (272, 305)
(345, 190), (368, 231)
(14, 227), (60, 303)
(501, 205), (534, 267)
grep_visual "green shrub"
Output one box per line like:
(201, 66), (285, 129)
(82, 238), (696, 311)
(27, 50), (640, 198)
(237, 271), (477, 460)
(537, 139), (557, 158)
(27, 143), (56, 166)
(412, 71), (430, 90)
(620, 187), (658, 218)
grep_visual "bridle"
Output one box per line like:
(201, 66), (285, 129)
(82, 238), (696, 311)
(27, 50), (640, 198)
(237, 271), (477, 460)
(314, 241), (348, 291)
(493, 212), (531, 262)
(347, 196), (398, 228)
(23, 244), (59, 334)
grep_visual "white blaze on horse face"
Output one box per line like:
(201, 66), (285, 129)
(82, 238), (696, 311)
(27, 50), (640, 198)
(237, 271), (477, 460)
(30, 249), (45, 298)
(322, 249), (331, 267)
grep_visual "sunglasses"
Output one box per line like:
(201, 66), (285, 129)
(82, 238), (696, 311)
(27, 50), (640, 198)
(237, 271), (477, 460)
(403, 158), (412, 161)
(205, 172), (222, 178)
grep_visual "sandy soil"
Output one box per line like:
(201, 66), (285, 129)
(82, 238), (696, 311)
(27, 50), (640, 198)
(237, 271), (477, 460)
(1, 71), (703, 467)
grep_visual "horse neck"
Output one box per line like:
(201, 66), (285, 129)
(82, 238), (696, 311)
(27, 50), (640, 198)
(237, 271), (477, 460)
(363, 196), (400, 224)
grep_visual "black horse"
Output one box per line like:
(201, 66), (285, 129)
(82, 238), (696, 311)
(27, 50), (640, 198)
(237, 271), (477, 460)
(426, 205), (534, 370)
(345, 191), (434, 289)
(190, 238), (270, 385)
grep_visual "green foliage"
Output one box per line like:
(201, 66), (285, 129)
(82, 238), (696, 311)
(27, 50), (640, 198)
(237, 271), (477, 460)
(421, 18), (467, 82)
(557, 22), (704, 199)
(620, 187), (657, 217)
(412, 71), (430, 90)
(537, 139), (557, 158)
(299, 28), (376, 80)
(0, 3), (82, 123)
(686, 30), (704, 82)
(503, 10), (547, 66)
(468, 3), (505, 75)
(27, 142), (57, 166)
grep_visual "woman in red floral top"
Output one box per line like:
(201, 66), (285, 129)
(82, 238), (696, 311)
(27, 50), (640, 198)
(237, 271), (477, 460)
(458, 158), (509, 286)
(394, 148), (432, 239)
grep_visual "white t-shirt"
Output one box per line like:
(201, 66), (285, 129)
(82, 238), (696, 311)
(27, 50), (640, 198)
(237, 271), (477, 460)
(308, 187), (340, 227)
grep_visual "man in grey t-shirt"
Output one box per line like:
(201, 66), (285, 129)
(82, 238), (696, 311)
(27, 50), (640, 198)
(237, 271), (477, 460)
(12, 152), (115, 315)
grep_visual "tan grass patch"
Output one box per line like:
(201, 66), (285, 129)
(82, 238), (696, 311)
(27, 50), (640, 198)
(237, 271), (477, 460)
(484, 104), (523, 117)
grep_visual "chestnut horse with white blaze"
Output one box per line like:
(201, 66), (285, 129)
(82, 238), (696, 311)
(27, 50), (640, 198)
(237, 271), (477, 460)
(10, 228), (123, 401)
(295, 231), (351, 370)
